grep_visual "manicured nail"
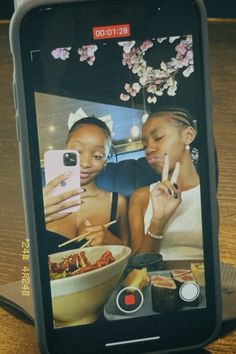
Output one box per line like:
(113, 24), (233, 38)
(168, 188), (172, 195)
(78, 188), (86, 193)
(173, 183), (178, 189)
(173, 192), (178, 199)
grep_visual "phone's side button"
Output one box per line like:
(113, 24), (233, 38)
(15, 114), (20, 143)
(12, 81), (18, 111)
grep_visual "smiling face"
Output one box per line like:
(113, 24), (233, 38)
(66, 124), (110, 186)
(142, 112), (194, 174)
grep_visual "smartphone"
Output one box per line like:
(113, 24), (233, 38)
(10, 0), (221, 353)
(44, 149), (80, 213)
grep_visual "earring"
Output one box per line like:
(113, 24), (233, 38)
(185, 144), (190, 151)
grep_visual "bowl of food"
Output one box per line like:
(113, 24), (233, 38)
(48, 245), (131, 327)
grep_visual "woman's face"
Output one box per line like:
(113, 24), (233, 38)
(66, 124), (109, 186)
(142, 114), (187, 174)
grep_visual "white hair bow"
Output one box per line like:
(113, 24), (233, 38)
(68, 108), (113, 132)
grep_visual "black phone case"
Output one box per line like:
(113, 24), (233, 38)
(9, 0), (221, 353)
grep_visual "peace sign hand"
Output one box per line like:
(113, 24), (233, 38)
(150, 154), (182, 230)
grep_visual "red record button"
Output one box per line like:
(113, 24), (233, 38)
(124, 294), (136, 305)
(116, 286), (144, 314)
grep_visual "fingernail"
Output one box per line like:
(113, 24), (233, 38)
(173, 183), (178, 189)
(81, 188), (87, 192)
(168, 188), (172, 195)
(173, 192), (178, 199)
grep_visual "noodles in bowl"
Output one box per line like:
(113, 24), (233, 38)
(49, 245), (131, 327)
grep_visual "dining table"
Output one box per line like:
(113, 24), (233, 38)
(0, 18), (236, 354)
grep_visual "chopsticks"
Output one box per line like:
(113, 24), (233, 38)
(77, 238), (93, 250)
(58, 220), (117, 248)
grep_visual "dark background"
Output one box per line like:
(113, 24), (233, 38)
(0, 0), (236, 20)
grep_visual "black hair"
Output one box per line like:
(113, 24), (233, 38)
(147, 106), (196, 130)
(66, 116), (112, 156)
(147, 106), (199, 169)
(68, 116), (111, 138)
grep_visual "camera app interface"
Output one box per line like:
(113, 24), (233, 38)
(28, 1), (206, 328)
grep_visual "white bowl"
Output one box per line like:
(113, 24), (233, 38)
(49, 245), (131, 327)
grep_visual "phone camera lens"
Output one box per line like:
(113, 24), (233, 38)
(63, 152), (77, 166)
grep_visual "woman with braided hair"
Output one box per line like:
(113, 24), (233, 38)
(129, 107), (203, 260)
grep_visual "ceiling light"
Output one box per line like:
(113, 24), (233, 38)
(130, 125), (140, 138)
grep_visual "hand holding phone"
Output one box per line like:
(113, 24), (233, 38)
(43, 172), (83, 223)
(44, 150), (82, 220)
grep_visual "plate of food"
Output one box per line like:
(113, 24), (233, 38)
(104, 263), (206, 321)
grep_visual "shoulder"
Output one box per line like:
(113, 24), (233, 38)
(117, 193), (127, 209)
(129, 186), (150, 207)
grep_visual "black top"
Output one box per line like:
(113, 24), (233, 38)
(46, 192), (119, 254)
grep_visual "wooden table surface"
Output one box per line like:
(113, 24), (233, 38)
(0, 20), (236, 354)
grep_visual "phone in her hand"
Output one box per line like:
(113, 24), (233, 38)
(10, 0), (221, 353)
(44, 149), (81, 213)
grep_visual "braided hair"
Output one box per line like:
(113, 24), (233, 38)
(146, 106), (199, 168)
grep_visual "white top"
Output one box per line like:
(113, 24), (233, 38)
(144, 183), (203, 260)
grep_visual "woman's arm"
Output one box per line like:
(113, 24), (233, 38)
(129, 187), (164, 254)
(130, 157), (182, 254)
(116, 193), (129, 246)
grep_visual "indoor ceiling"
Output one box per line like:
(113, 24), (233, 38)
(35, 92), (145, 161)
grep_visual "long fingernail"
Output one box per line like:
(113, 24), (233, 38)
(173, 183), (178, 189)
(173, 192), (178, 199)
(168, 188), (172, 195)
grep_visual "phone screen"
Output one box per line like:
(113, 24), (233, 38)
(13, 0), (220, 352)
